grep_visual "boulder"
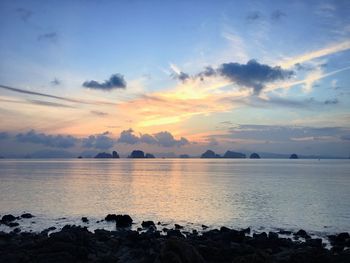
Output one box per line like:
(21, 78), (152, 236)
(294, 229), (310, 239)
(1, 214), (17, 223)
(115, 215), (133, 228)
(21, 213), (34, 219)
(142, 221), (156, 228)
(105, 214), (118, 222)
(81, 217), (89, 223)
(175, 224), (184, 230)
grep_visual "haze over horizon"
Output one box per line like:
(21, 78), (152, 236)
(1, 0), (350, 157)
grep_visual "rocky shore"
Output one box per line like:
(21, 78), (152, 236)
(0, 213), (349, 263)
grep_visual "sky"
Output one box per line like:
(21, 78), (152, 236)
(0, 0), (350, 157)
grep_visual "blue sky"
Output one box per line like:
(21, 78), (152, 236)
(0, 0), (350, 157)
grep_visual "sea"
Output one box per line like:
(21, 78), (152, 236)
(0, 159), (349, 237)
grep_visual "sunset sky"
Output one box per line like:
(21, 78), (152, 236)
(0, 0), (350, 157)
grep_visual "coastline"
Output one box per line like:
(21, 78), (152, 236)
(1, 213), (349, 263)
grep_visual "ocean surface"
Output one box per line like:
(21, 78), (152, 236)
(0, 159), (349, 236)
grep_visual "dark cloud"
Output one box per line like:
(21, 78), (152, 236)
(15, 8), (33, 22)
(218, 60), (293, 94)
(117, 129), (189, 147)
(51, 78), (61, 86)
(117, 129), (139, 144)
(324, 98), (339, 105)
(38, 32), (58, 43)
(82, 132), (115, 149)
(83, 74), (126, 91)
(0, 132), (9, 140)
(0, 84), (116, 106)
(197, 66), (216, 80)
(16, 130), (78, 148)
(154, 131), (189, 147)
(226, 124), (349, 143)
(246, 11), (262, 21)
(172, 71), (190, 82)
(90, 110), (108, 116)
(271, 10), (286, 21)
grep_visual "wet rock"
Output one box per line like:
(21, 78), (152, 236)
(81, 217), (89, 223)
(21, 213), (34, 219)
(175, 224), (184, 230)
(201, 224), (208, 229)
(1, 214), (16, 223)
(8, 222), (19, 228)
(142, 220), (155, 228)
(278, 230), (292, 235)
(160, 237), (205, 263)
(115, 214), (133, 228)
(294, 229), (311, 239)
(305, 238), (323, 248)
(167, 229), (185, 238)
(105, 214), (118, 222)
(268, 231), (279, 240)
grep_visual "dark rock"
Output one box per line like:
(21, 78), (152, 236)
(253, 232), (268, 240)
(250, 153), (261, 159)
(12, 227), (21, 233)
(201, 224), (208, 229)
(268, 232), (279, 240)
(145, 153), (155, 158)
(336, 232), (350, 244)
(8, 222), (19, 228)
(167, 229), (185, 238)
(160, 237), (205, 263)
(241, 227), (251, 234)
(95, 152), (113, 158)
(129, 150), (145, 158)
(175, 224), (183, 229)
(278, 230), (292, 235)
(21, 213), (34, 219)
(223, 150), (246, 158)
(112, 151), (120, 158)
(305, 238), (322, 248)
(81, 217), (89, 223)
(294, 229), (310, 239)
(1, 214), (16, 223)
(200, 150), (220, 158)
(289, 153), (298, 159)
(142, 221), (156, 228)
(105, 214), (118, 222)
(115, 214), (133, 228)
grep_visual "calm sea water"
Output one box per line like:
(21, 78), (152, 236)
(0, 159), (349, 235)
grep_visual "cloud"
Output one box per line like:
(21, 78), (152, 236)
(15, 8), (33, 22)
(271, 10), (286, 21)
(16, 130), (78, 148)
(172, 71), (190, 82)
(0, 132), (9, 140)
(117, 129), (139, 144)
(83, 74), (126, 90)
(38, 32), (58, 43)
(50, 78), (61, 86)
(154, 131), (189, 147)
(0, 84), (116, 106)
(218, 60), (293, 94)
(224, 124), (349, 143)
(90, 110), (108, 116)
(82, 132), (115, 149)
(246, 11), (262, 21)
(117, 129), (190, 147)
(324, 98), (339, 105)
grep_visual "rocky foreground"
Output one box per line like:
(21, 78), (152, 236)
(0, 214), (350, 263)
